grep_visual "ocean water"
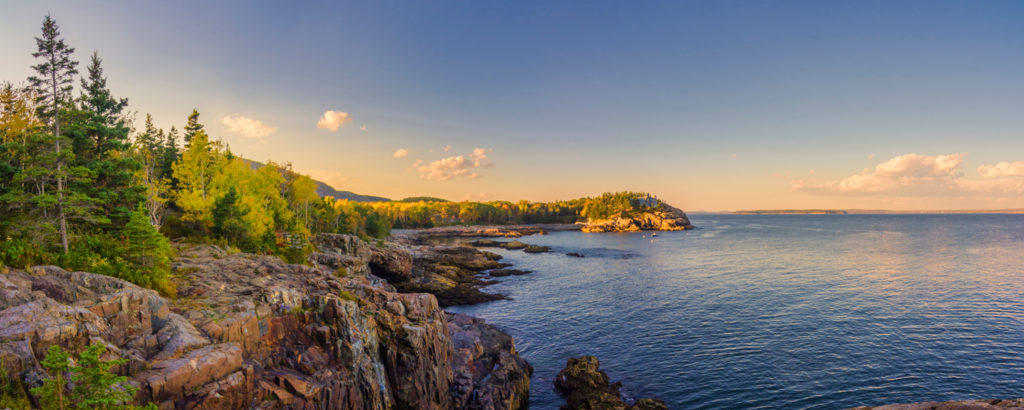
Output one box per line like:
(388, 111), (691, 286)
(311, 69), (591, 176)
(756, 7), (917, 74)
(447, 214), (1024, 409)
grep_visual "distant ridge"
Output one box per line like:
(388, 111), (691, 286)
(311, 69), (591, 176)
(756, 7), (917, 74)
(314, 181), (390, 202)
(734, 209), (1024, 215)
(241, 158), (391, 202)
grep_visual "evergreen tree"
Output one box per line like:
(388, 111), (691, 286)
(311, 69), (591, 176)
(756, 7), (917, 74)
(30, 345), (70, 410)
(182, 109), (203, 147)
(211, 185), (247, 244)
(158, 126), (179, 181)
(122, 206), (171, 291)
(27, 14), (78, 254)
(135, 113), (160, 154)
(69, 52), (141, 229)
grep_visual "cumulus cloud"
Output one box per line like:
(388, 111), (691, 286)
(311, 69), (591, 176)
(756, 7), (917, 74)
(221, 115), (276, 138)
(471, 148), (494, 168)
(317, 110), (352, 131)
(393, 148), (409, 158)
(417, 148), (496, 181)
(789, 153), (1024, 198)
(791, 153), (966, 195)
(977, 161), (1024, 178)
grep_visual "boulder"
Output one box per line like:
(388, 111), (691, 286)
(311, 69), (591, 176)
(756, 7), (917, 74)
(554, 356), (667, 410)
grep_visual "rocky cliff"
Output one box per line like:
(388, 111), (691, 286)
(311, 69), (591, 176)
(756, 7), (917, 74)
(581, 201), (693, 233)
(0, 234), (530, 409)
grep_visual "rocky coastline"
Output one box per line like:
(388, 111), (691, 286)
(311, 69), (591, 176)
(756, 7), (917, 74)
(0, 232), (532, 409)
(581, 202), (694, 233)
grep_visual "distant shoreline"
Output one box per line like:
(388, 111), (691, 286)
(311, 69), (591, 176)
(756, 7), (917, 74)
(727, 209), (1024, 215)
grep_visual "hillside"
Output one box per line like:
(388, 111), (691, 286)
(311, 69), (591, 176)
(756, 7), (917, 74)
(241, 158), (391, 202)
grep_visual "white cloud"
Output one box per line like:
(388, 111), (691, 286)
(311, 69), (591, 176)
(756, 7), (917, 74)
(472, 147), (494, 168)
(418, 156), (476, 181)
(393, 148), (409, 158)
(317, 110), (352, 131)
(443, 145), (452, 152)
(977, 161), (1024, 178)
(416, 148), (496, 181)
(791, 153), (967, 195)
(221, 115), (276, 138)
(789, 153), (1024, 199)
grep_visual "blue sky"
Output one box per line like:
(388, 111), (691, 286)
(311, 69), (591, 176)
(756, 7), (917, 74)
(3, 1), (1024, 210)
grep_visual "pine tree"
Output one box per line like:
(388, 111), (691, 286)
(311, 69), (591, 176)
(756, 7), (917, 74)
(183, 109), (203, 147)
(211, 185), (247, 244)
(158, 126), (179, 181)
(71, 52), (140, 229)
(122, 206), (171, 290)
(27, 14), (78, 254)
(135, 113), (160, 154)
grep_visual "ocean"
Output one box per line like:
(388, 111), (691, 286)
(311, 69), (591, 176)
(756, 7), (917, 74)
(447, 214), (1024, 409)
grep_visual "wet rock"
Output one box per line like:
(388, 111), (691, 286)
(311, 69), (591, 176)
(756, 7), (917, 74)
(554, 356), (667, 410)
(448, 313), (531, 410)
(489, 269), (532, 277)
(566, 252), (585, 258)
(501, 241), (528, 250)
(523, 245), (551, 254)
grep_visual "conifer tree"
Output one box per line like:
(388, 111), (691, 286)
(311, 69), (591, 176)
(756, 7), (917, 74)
(122, 206), (171, 289)
(159, 126), (179, 181)
(183, 109), (203, 147)
(27, 14), (78, 254)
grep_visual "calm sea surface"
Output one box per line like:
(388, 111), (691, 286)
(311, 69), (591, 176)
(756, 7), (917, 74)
(447, 214), (1024, 409)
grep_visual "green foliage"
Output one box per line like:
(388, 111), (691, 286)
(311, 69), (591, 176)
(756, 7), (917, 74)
(31, 343), (145, 410)
(121, 207), (174, 297)
(0, 359), (31, 409)
(31, 345), (70, 410)
(211, 186), (247, 245)
(371, 191), (663, 228)
(338, 290), (366, 307)
(70, 342), (135, 409)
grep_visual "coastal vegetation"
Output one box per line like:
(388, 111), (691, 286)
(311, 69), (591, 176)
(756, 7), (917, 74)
(373, 191), (669, 228)
(0, 16), (391, 296)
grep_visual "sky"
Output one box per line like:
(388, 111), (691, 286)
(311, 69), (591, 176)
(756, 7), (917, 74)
(2, 1), (1024, 211)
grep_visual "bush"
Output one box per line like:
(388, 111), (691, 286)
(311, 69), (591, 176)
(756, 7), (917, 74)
(31, 342), (155, 409)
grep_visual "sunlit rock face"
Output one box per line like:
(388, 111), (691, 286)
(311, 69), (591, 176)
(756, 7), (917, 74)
(0, 235), (530, 409)
(582, 200), (694, 233)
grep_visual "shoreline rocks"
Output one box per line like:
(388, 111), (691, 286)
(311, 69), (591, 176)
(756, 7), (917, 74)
(0, 235), (531, 409)
(554, 356), (668, 410)
(582, 202), (694, 233)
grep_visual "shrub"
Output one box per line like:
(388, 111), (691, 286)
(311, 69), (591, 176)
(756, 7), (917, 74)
(30, 342), (155, 409)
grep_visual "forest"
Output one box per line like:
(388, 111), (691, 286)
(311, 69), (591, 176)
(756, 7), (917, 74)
(0, 16), (390, 298)
(373, 191), (666, 228)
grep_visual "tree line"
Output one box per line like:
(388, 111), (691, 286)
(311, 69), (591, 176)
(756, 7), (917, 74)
(372, 191), (664, 228)
(0, 16), (391, 297)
